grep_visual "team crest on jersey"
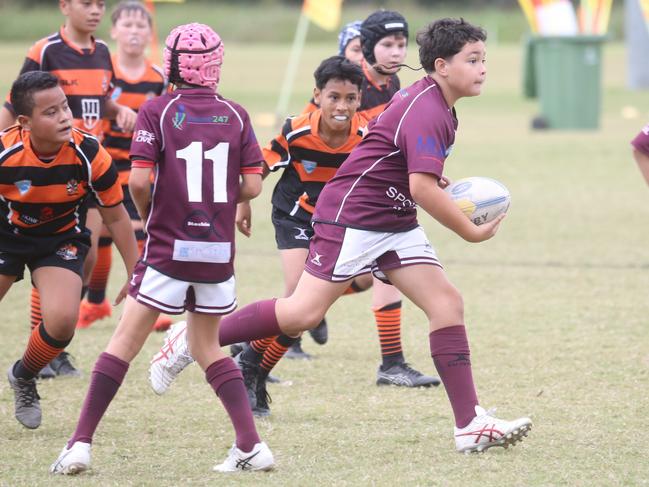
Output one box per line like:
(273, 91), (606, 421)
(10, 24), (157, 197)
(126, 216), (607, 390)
(56, 243), (78, 261)
(14, 180), (32, 195)
(81, 98), (101, 130)
(302, 160), (317, 174)
(66, 179), (79, 195)
(173, 104), (186, 130)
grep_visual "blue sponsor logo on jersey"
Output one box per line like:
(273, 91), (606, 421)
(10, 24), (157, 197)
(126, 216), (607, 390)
(173, 104), (186, 130)
(399, 89), (409, 98)
(302, 160), (317, 174)
(15, 180), (32, 195)
(416, 136), (448, 159)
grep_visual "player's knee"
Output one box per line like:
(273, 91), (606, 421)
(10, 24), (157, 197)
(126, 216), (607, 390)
(44, 306), (79, 333)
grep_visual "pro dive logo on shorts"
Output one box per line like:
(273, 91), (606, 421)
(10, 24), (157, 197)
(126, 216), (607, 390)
(56, 243), (79, 261)
(302, 160), (317, 174)
(173, 104), (186, 130)
(14, 180), (32, 195)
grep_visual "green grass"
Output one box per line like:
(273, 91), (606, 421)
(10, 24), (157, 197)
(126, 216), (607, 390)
(2, 26), (649, 487)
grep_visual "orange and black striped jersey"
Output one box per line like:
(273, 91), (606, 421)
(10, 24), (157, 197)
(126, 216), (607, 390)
(302, 60), (400, 121)
(4, 28), (114, 139)
(103, 56), (166, 185)
(0, 125), (122, 238)
(265, 109), (367, 221)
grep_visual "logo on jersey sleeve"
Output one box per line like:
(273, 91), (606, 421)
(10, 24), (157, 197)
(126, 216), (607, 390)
(135, 130), (155, 145)
(14, 180), (32, 195)
(81, 99), (101, 130)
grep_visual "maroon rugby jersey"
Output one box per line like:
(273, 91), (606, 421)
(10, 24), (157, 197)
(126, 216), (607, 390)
(129, 87), (263, 282)
(631, 123), (649, 156)
(313, 76), (457, 233)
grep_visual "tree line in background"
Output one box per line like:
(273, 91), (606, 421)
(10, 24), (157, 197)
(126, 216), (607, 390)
(7, 0), (518, 8)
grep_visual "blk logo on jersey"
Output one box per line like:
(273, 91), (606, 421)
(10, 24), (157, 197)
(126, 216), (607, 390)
(14, 180), (32, 195)
(293, 227), (310, 241)
(81, 98), (101, 130)
(56, 243), (78, 261)
(135, 130), (155, 145)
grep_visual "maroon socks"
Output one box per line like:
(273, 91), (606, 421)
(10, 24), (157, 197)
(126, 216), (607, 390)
(206, 357), (260, 452)
(68, 352), (129, 447)
(429, 325), (479, 428)
(218, 299), (281, 346)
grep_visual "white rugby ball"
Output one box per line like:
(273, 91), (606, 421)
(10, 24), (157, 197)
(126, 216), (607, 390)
(445, 177), (511, 226)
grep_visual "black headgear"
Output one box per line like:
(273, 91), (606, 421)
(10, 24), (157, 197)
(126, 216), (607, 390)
(360, 10), (409, 65)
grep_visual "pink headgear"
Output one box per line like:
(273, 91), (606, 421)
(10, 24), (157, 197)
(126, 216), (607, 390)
(163, 23), (224, 90)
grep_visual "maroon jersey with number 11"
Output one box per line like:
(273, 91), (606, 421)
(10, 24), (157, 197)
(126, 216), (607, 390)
(129, 87), (263, 283)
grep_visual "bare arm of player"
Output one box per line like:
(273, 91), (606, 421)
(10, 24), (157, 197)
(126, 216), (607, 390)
(129, 167), (153, 222)
(409, 172), (504, 243)
(105, 98), (137, 132)
(96, 203), (139, 305)
(238, 173), (262, 202)
(633, 148), (649, 187)
(236, 202), (252, 237)
(0, 106), (16, 131)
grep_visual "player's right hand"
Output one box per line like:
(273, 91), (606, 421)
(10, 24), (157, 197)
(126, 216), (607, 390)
(236, 201), (252, 237)
(469, 213), (506, 242)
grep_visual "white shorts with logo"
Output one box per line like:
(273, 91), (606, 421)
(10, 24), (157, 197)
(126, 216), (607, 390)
(128, 261), (236, 315)
(304, 223), (442, 283)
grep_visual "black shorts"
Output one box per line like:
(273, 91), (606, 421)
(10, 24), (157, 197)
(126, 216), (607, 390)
(0, 231), (90, 282)
(122, 184), (141, 221)
(271, 207), (313, 250)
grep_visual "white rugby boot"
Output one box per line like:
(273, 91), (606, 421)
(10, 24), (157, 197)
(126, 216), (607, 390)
(213, 442), (275, 472)
(50, 441), (91, 475)
(454, 405), (532, 453)
(149, 320), (194, 395)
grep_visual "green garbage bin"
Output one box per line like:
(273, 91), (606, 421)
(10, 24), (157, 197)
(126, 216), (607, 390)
(530, 35), (606, 129)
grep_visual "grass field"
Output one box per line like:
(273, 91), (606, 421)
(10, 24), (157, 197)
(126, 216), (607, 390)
(2, 18), (649, 487)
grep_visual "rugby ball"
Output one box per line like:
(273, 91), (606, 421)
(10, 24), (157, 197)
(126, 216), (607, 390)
(445, 177), (511, 226)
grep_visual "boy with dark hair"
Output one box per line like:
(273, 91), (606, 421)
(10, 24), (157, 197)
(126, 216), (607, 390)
(296, 12), (437, 389)
(51, 23), (274, 475)
(1, 71), (139, 430)
(150, 17), (533, 454)
(0, 0), (137, 378)
(77, 0), (170, 331)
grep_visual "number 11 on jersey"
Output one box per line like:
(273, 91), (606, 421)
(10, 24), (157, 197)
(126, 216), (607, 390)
(176, 141), (229, 203)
